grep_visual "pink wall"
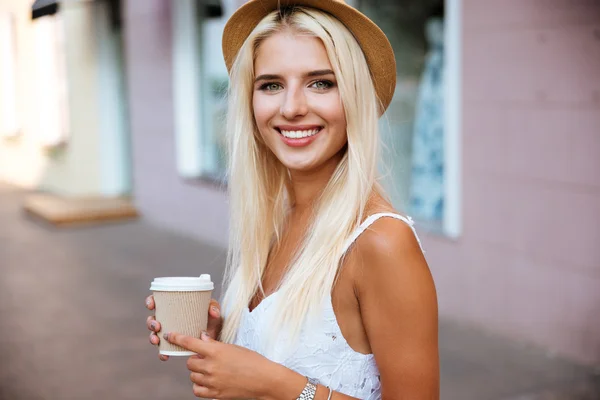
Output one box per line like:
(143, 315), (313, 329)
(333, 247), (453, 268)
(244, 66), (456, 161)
(427, 0), (600, 365)
(123, 0), (229, 248)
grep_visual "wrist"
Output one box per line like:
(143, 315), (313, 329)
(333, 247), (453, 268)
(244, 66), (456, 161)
(257, 359), (306, 400)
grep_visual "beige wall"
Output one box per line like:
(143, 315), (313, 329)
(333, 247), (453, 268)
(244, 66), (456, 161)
(0, 0), (52, 188)
(427, 0), (600, 365)
(40, 2), (103, 196)
(0, 1), (120, 197)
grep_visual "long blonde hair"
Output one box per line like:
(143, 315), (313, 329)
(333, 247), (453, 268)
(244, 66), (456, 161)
(220, 6), (384, 347)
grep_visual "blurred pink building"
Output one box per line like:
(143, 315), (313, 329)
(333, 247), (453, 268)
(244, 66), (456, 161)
(430, 1), (600, 366)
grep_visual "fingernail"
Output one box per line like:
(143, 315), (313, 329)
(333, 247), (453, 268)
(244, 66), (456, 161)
(201, 331), (209, 340)
(151, 321), (157, 331)
(146, 298), (151, 307)
(163, 332), (169, 341)
(211, 306), (220, 316)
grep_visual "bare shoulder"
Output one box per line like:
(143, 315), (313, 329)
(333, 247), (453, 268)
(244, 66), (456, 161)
(350, 215), (440, 397)
(351, 215), (427, 275)
(349, 213), (437, 324)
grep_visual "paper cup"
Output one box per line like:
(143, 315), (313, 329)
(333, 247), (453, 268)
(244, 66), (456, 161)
(150, 275), (214, 356)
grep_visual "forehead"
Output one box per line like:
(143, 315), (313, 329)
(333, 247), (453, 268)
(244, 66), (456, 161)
(254, 31), (333, 75)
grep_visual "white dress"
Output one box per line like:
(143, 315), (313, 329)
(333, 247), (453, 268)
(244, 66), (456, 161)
(233, 213), (424, 399)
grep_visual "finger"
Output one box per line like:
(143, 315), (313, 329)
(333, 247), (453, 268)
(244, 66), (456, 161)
(145, 295), (155, 310)
(208, 299), (221, 318)
(206, 314), (223, 340)
(189, 372), (207, 386)
(200, 331), (214, 343)
(207, 300), (222, 340)
(158, 354), (169, 362)
(192, 383), (212, 398)
(146, 316), (161, 332)
(149, 332), (160, 346)
(163, 332), (207, 355)
(186, 355), (207, 373)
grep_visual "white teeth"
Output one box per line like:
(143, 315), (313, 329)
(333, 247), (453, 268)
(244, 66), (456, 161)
(280, 128), (320, 139)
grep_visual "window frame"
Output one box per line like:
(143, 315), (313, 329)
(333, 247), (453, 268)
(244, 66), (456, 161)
(443, 0), (462, 238)
(172, 0), (229, 184)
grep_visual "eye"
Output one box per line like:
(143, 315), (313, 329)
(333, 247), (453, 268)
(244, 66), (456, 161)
(311, 80), (334, 90)
(259, 82), (283, 91)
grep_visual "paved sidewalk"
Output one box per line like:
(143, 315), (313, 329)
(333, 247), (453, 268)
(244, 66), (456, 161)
(1, 183), (598, 400)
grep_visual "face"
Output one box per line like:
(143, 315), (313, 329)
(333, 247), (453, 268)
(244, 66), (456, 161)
(252, 31), (347, 174)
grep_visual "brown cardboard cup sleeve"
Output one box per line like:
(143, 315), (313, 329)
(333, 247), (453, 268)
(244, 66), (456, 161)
(150, 275), (214, 356)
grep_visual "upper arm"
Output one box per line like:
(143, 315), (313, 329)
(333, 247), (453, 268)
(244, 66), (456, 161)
(353, 218), (439, 399)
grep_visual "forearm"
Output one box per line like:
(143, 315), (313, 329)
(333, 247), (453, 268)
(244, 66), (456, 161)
(259, 360), (360, 400)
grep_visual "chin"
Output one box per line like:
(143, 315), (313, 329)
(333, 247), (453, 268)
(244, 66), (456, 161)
(268, 146), (314, 169)
(274, 145), (346, 174)
(280, 158), (318, 172)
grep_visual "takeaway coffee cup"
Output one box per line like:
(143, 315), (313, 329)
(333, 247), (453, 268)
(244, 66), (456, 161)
(149, 275), (214, 356)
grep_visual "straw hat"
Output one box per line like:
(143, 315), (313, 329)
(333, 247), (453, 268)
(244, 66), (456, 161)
(222, 0), (397, 114)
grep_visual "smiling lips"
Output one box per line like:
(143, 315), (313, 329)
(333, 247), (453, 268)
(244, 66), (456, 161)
(277, 125), (323, 138)
(275, 125), (323, 148)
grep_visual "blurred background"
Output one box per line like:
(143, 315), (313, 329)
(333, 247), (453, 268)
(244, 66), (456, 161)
(0, 0), (599, 399)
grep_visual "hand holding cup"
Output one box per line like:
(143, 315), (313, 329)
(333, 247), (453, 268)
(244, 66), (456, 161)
(146, 275), (222, 361)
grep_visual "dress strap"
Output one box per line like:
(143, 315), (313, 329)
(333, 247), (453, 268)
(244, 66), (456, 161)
(342, 213), (425, 254)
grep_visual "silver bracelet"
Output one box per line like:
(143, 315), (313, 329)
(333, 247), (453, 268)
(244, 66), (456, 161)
(327, 386), (333, 400)
(297, 377), (318, 400)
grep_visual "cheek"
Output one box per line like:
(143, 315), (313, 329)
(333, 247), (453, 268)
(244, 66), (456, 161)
(334, 99), (347, 126)
(310, 95), (345, 123)
(252, 100), (274, 145)
(330, 104), (348, 146)
(252, 97), (264, 126)
(253, 95), (277, 128)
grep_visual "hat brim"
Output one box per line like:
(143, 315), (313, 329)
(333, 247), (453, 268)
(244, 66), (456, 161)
(222, 0), (397, 114)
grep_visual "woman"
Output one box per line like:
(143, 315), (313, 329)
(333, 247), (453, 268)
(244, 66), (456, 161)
(146, 1), (439, 398)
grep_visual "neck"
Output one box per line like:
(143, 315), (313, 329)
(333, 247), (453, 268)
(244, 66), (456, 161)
(288, 152), (344, 214)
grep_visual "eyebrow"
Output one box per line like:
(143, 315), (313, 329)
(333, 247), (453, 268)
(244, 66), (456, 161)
(254, 69), (335, 83)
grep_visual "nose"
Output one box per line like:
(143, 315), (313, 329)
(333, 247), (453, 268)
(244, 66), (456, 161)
(280, 84), (308, 119)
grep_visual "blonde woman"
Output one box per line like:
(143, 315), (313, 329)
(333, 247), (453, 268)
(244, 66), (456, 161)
(145, 1), (439, 398)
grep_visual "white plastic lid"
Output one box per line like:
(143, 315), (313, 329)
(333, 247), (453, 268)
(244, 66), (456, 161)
(150, 274), (214, 292)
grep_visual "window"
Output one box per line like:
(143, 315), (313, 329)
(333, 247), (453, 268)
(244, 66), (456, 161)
(33, 14), (70, 147)
(0, 12), (19, 138)
(172, 0), (228, 182)
(360, 0), (461, 236)
(198, 11), (229, 181)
